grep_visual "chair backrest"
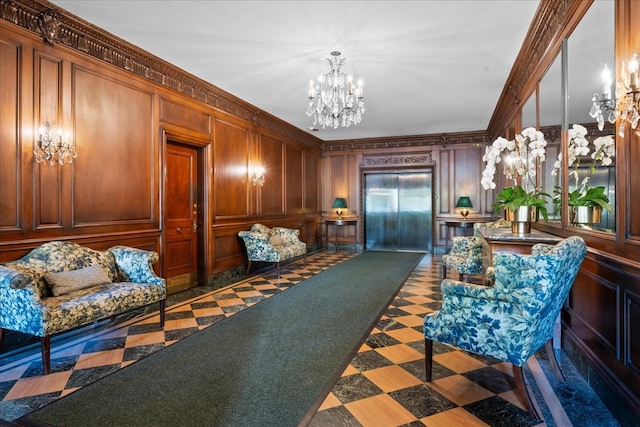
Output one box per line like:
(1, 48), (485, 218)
(492, 236), (587, 359)
(473, 219), (511, 236)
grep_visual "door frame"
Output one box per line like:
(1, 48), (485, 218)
(161, 128), (210, 288)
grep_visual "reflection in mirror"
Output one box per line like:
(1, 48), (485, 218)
(566, 0), (615, 233)
(521, 92), (536, 130)
(538, 53), (562, 223)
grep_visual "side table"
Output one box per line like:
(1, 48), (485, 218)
(324, 218), (358, 252)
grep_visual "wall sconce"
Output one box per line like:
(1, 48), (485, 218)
(455, 196), (473, 220)
(252, 165), (265, 187)
(332, 197), (347, 218)
(616, 52), (639, 137)
(33, 121), (76, 166)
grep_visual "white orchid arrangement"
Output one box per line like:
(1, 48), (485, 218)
(552, 124), (615, 212)
(482, 127), (547, 191)
(481, 127), (550, 220)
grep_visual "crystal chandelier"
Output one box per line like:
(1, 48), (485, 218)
(34, 121), (77, 166)
(615, 52), (639, 137)
(307, 51), (365, 129)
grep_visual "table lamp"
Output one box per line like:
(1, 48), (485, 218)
(332, 197), (347, 218)
(455, 196), (473, 220)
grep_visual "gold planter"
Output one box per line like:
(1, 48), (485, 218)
(570, 206), (602, 224)
(506, 206), (535, 234)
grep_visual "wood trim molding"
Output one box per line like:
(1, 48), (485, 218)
(323, 130), (487, 153)
(487, 0), (581, 139)
(0, 0), (323, 149)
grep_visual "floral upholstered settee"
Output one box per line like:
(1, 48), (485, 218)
(0, 241), (166, 374)
(238, 224), (306, 277)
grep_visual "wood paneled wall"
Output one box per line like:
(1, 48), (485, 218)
(488, 0), (640, 421)
(0, 17), (323, 281)
(321, 137), (492, 249)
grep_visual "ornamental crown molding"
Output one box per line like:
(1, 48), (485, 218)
(361, 152), (434, 168)
(487, 0), (576, 139)
(0, 0), (322, 149)
(323, 131), (488, 152)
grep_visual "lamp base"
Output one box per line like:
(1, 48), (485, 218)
(336, 209), (343, 219)
(460, 209), (469, 220)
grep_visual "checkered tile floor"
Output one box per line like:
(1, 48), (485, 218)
(0, 251), (611, 426)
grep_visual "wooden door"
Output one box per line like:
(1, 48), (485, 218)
(164, 142), (199, 294)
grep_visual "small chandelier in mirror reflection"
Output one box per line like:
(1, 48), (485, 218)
(34, 121), (77, 166)
(306, 51), (365, 129)
(589, 64), (616, 131)
(615, 52), (639, 137)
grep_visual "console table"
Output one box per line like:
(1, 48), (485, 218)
(444, 220), (482, 248)
(479, 227), (563, 271)
(324, 218), (358, 252)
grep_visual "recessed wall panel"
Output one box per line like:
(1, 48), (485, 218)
(72, 67), (153, 225)
(0, 40), (19, 229)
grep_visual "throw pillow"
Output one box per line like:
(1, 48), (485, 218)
(45, 264), (112, 296)
(270, 235), (284, 247)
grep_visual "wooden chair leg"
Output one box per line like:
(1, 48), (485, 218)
(458, 273), (463, 281)
(545, 339), (565, 382)
(442, 266), (447, 280)
(159, 299), (166, 327)
(276, 262), (280, 278)
(424, 338), (433, 382)
(513, 365), (542, 421)
(245, 260), (252, 275)
(40, 336), (51, 375)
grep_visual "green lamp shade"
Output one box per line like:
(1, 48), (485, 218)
(332, 198), (347, 209)
(455, 197), (473, 209)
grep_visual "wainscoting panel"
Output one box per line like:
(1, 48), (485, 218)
(261, 134), (284, 216)
(72, 66), (155, 227)
(0, 38), (20, 232)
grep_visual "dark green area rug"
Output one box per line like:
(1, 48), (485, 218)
(18, 251), (423, 427)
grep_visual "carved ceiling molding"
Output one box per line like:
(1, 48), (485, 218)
(487, 0), (575, 140)
(323, 131), (487, 152)
(0, 0), (322, 148)
(360, 151), (434, 168)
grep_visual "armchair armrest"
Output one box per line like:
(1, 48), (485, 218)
(441, 278), (498, 301)
(108, 246), (164, 285)
(238, 231), (281, 262)
(0, 265), (39, 291)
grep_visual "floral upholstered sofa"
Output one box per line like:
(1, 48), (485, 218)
(0, 241), (166, 374)
(238, 223), (306, 277)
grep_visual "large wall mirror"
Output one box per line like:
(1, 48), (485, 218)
(539, 53), (562, 224)
(566, 0), (616, 233)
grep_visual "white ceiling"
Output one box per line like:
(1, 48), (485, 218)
(51, 0), (540, 141)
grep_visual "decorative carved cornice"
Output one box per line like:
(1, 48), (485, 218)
(487, 0), (578, 140)
(323, 130), (487, 152)
(361, 152), (434, 168)
(0, 0), (322, 149)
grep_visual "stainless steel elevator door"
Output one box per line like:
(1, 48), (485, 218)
(364, 172), (432, 251)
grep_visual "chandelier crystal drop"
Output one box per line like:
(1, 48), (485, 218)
(34, 121), (77, 166)
(306, 51), (365, 129)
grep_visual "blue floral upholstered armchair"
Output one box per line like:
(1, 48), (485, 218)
(238, 224), (306, 277)
(441, 219), (510, 280)
(425, 236), (587, 420)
